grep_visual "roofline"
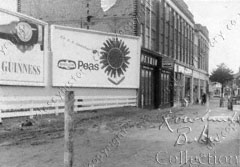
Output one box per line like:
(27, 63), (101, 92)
(0, 8), (48, 25)
(171, 0), (194, 23)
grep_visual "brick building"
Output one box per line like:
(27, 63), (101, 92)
(193, 24), (209, 103)
(17, 0), (209, 108)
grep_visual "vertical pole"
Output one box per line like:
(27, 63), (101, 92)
(0, 110), (2, 124)
(198, 78), (201, 104)
(64, 91), (74, 167)
(206, 87), (210, 109)
(190, 76), (194, 104)
(183, 74), (186, 99)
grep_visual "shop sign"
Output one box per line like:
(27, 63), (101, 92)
(184, 67), (193, 75)
(178, 65), (185, 73)
(51, 25), (141, 88)
(162, 58), (174, 70)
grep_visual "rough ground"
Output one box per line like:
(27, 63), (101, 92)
(0, 98), (239, 167)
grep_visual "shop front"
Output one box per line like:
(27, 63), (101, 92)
(139, 49), (174, 109)
(140, 49), (158, 108)
(174, 72), (184, 106)
(193, 78), (199, 104)
(174, 64), (193, 106)
(185, 76), (192, 103)
(160, 57), (174, 108)
(200, 79), (205, 97)
(184, 67), (193, 103)
(192, 70), (209, 103)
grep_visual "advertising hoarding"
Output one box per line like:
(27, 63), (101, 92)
(51, 25), (141, 88)
(0, 9), (46, 86)
(0, 40), (45, 86)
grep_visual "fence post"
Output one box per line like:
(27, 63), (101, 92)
(29, 99), (34, 119)
(64, 91), (74, 167)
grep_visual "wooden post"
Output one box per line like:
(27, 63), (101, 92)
(64, 91), (74, 167)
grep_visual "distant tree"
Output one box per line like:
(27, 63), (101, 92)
(209, 63), (233, 97)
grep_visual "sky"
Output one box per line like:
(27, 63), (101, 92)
(0, 0), (18, 23)
(184, 0), (240, 74)
(0, 0), (17, 11)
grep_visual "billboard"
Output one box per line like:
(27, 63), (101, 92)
(51, 25), (141, 88)
(0, 9), (46, 86)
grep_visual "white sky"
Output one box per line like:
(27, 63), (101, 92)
(0, 0), (18, 23)
(185, 0), (240, 74)
(0, 0), (17, 11)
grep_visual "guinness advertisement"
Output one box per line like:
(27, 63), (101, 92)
(0, 38), (45, 86)
(1, 61), (41, 75)
(0, 9), (46, 86)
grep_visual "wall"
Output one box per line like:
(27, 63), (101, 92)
(19, 0), (136, 36)
(20, 0), (89, 22)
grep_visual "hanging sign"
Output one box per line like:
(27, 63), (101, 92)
(162, 57), (174, 70)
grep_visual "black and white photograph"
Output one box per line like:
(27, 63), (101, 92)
(0, 0), (240, 167)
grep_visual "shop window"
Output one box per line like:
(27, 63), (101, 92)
(185, 77), (191, 102)
(145, 26), (150, 49)
(141, 65), (155, 108)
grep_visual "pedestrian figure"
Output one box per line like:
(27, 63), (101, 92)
(196, 98), (199, 104)
(201, 93), (206, 105)
(227, 95), (233, 111)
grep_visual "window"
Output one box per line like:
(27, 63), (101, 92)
(145, 26), (150, 48)
(165, 4), (170, 22)
(174, 13), (177, 29)
(151, 29), (156, 51)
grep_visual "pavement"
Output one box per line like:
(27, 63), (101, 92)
(0, 97), (239, 167)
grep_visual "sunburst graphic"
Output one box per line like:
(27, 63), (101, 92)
(100, 38), (130, 79)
